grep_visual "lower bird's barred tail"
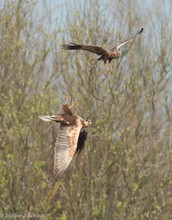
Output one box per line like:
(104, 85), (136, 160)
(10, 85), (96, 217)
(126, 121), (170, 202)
(39, 115), (58, 122)
(39, 115), (70, 124)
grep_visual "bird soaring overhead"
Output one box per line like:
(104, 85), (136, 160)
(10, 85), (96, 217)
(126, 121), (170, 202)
(39, 101), (91, 181)
(61, 28), (144, 72)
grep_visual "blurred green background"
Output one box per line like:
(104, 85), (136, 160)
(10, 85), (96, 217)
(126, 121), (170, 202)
(0, 0), (172, 219)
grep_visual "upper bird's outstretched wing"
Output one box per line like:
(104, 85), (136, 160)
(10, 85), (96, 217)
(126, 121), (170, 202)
(61, 42), (109, 55)
(111, 28), (144, 51)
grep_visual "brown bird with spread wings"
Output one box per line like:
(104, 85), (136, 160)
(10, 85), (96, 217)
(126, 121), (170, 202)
(62, 28), (143, 72)
(39, 100), (91, 181)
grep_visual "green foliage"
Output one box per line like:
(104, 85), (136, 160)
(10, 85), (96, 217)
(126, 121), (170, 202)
(0, 0), (172, 219)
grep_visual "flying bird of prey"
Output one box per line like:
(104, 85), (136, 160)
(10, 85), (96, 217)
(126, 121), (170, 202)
(39, 101), (91, 181)
(62, 28), (144, 72)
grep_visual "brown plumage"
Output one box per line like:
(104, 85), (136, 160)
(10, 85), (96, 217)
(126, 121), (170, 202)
(39, 103), (91, 181)
(61, 28), (144, 72)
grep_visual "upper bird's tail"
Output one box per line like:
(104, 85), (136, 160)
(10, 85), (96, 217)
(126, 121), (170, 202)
(61, 43), (82, 50)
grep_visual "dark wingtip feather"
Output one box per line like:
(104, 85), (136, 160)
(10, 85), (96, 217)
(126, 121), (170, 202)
(137, 28), (144, 35)
(53, 168), (66, 182)
(54, 173), (63, 182)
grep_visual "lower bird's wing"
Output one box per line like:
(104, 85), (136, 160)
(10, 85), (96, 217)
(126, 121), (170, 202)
(61, 42), (109, 55)
(54, 124), (82, 181)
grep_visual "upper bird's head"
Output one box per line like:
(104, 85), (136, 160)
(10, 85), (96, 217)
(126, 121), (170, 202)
(113, 50), (120, 58)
